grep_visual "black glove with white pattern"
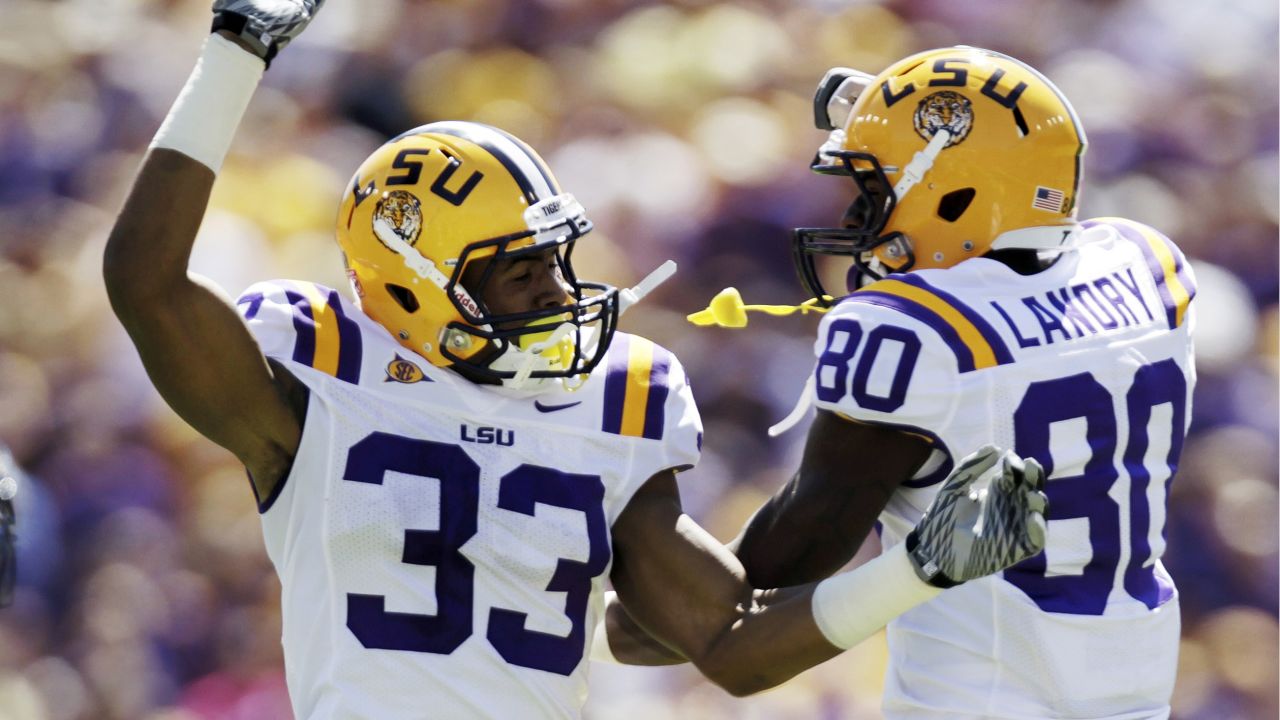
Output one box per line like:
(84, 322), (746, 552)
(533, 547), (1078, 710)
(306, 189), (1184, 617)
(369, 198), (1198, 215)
(211, 0), (326, 69)
(906, 445), (1048, 588)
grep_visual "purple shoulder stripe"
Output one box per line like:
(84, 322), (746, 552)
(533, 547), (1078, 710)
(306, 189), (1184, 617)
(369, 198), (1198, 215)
(897, 275), (1015, 365)
(1096, 218), (1197, 329)
(601, 334), (631, 435)
(283, 289), (317, 367)
(323, 286), (364, 384)
(843, 291), (978, 373)
(641, 344), (672, 441)
(237, 292), (266, 320)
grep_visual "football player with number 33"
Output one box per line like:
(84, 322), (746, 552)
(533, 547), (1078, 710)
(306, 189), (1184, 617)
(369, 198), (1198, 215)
(713, 48), (1194, 719)
(103, 4), (1048, 718)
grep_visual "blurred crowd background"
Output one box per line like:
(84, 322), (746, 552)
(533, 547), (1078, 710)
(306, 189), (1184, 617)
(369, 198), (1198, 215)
(0, 0), (1276, 718)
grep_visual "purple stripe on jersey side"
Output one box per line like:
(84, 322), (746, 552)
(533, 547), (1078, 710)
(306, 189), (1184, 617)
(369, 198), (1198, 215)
(284, 290), (317, 367)
(897, 275), (1016, 365)
(237, 292), (265, 320)
(845, 291), (977, 373)
(642, 345), (672, 440)
(326, 288), (364, 384)
(601, 334), (631, 435)
(1108, 221), (1180, 328)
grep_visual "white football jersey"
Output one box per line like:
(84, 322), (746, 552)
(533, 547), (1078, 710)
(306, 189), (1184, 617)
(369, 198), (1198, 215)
(235, 280), (701, 720)
(811, 218), (1195, 720)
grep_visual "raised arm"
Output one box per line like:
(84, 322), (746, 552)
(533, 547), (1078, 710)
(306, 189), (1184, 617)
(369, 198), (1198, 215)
(103, 2), (324, 495)
(608, 448), (1047, 696)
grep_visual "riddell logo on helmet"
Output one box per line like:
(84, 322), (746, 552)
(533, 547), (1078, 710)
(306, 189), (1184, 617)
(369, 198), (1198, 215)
(454, 289), (481, 317)
(346, 269), (365, 297)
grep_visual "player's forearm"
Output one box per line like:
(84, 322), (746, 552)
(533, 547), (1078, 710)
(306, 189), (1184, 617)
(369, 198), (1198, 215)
(696, 543), (940, 697)
(690, 584), (837, 696)
(733, 474), (868, 587)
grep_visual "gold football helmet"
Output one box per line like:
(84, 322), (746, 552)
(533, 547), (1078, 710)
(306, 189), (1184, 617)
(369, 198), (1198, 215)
(336, 122), (618, 388)
(795, 47), (1087, 298)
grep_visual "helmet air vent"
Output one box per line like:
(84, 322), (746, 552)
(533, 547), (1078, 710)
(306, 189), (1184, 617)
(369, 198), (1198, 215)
(386, 284), (420, 314)
(937, 188), (976, 222)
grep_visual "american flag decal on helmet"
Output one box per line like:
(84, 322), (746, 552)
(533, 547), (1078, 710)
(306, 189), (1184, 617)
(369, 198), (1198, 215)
(1032, 186), (1065, 212)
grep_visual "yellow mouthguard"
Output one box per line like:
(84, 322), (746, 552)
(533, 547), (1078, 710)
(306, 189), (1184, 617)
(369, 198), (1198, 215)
(686, 287), (832, 328)
(516, 314), (575, 368)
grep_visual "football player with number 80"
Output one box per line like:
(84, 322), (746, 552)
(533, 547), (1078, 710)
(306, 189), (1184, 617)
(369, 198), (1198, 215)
(705, 49), (1194, 719)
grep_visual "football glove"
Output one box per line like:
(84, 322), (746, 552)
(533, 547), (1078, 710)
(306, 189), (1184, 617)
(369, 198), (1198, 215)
(211, 0), (326, 68)
(906, 445), (1048, 588)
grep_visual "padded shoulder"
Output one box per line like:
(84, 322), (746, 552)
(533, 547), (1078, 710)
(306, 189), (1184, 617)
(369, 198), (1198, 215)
(810, 276), (986, 446)
(835, 273), (1016, 374)
(597, 333), (702, 472)
(236, 280), (365, 384)
(1081, 217), (1197, 329)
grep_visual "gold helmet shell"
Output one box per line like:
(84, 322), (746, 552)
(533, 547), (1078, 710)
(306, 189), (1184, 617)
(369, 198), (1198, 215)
(795, 47), (1087, 296)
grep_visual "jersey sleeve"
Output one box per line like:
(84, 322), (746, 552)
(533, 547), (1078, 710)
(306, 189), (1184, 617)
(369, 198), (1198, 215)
(597, 335), (703, 480)
(236, 280), (366, 384)
(811, 296), (961, 436)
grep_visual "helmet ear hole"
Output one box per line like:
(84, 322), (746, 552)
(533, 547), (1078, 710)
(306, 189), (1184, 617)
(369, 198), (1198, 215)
(386, 284), (420, 314)
(937, 188), (976, 222)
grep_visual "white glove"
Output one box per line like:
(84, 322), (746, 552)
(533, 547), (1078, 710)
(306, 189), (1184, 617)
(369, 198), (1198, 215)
(211, 0), (326, 67)
(906, 445), (1048, 588)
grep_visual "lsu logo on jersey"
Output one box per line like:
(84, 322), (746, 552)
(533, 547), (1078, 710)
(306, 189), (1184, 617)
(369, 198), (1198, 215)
(385, 354), (429, 384)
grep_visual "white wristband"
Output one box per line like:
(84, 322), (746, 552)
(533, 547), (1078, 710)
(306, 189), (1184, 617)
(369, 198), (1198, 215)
(810, 542), (943, 649)
(150, 34), (265, 173)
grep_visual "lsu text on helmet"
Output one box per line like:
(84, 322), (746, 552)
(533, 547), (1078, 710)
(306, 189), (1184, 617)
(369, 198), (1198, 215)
(336, 121), (619, 390)
(794, 46), (1088, 299)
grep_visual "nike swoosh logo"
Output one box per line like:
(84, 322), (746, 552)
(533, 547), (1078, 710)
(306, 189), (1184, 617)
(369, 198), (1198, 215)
(534, 400), (582, 413)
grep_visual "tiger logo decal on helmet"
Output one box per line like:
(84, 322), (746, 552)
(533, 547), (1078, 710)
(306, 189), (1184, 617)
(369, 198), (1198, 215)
(913, 91), (973, 147)
(373, 190), (424, 248)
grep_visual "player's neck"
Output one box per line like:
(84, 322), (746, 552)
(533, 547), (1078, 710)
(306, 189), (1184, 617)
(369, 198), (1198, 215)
(982, 249), (1058, 276)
